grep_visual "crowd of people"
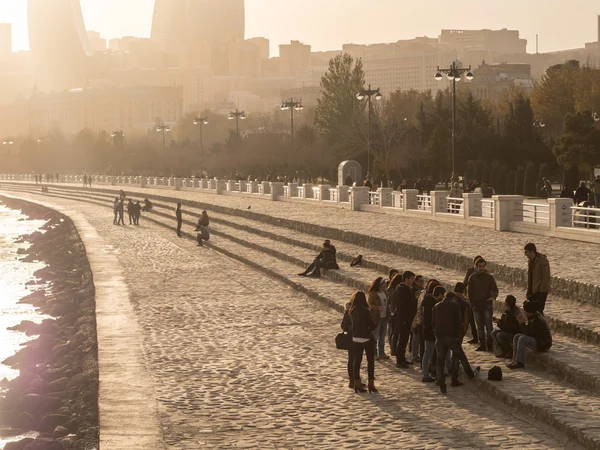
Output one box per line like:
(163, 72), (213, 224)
(333, 241), (553, 395)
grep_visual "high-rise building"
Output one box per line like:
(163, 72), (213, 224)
(279, 41), (311, 77)
(152, 0), (245, 51)
(28, 0), (92, 90)
(87, 31), (107, 53)
(0, 23), (12, 63)
(246, 37), (270, 60)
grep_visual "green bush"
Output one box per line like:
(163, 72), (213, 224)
(524, 162), (537, 197)
(506, 170), (516, 195)
(515, 165), (525, 195)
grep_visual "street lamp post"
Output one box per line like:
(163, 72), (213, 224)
(280, 99), (303, 147)
(156, 124), (171, 175)
(193, 116), (209, 176)
(356, 84), (382, 176)
(228, 109), (246, 137)
(434, 62), (474, 184)
(111, 130), (125, 148)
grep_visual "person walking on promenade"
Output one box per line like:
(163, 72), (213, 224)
(82, 175), (87, 187)
(367, 277), (390, 360)
(464, 255), (483, 345)
(117, 199), (126, 226)
(492, 295), (522, 358)
(524, 243), (551, 314)
(176, 203), (183, 237)
(350, 291), (378, 393)
(341, 300), (366, 390)
(392, 271), (417, 368)
(195, 210), (210, 246)
(410, 275), (425, 361)
(113, 198), (119, 225)
(88, 175), (92, 188)
(467, 258), (498, 352)
(297, 240), (339, 278)
(507, 300), (552, 370)
(542, 177), (553, 199)
(421, 285), (445, 382)
(433, 292), (480, 394)
(127, 199), (135, 225)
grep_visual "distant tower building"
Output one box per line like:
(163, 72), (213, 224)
(0, 23), (12, 63)
(28, 0), (92, 90)
(152, 0), (245, 50)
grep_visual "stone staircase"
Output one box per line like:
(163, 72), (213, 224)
(4, 182), (600, 449)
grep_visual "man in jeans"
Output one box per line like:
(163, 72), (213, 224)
(507, 300), (552, 369)
(463, 255), (483, 345)
(524, 243), (551, 314)
(467, 258), (498, 352)
(433, 292), (480, 394)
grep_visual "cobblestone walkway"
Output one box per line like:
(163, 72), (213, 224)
(3, 190), (582, 449)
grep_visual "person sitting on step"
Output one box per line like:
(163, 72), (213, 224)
(506, 300), (552, 370)
(298, 240), (339, 278)
(491, 295), (522, 359)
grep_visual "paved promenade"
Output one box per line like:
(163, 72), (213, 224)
(24, 182), (600, 286)
(2, 190), (582, 449)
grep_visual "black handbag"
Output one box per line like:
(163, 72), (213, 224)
(335, 332), (351, 350)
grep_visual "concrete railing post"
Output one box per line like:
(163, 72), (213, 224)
(270, 182), (284, 201)
(493, 195), (524, 231)
(317, 184), (331, 201)
(337, 185), (349, 203)
(215, 179), (226, 194)
(288, 183), (298, 198)
(379, 188), (393, 208)
(238, 181), (246, 193)
(463, 193), (483, 220)
(174, 178), (183, 190)
(402, 189), (418, 211)
(226, 180), (236, 192)
(549, 198), (573, 230)
(350, 187), (370, 211)
(431, 191), (447, 215)
(302, 183), (314, 199)
(110, 176), (116, 186)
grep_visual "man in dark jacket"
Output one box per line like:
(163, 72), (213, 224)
(560, 184), (575, 200)
(127, 199), (135, 225)
(176, 203), (183, 237)
(433, 292), (479, 394)
(524, 243), (551, 314)
(298, 240), (339, 278)
(575, 182), (591, 205)
(492, 295), (521, 358)
(467, 258), (499, 352)
(463, 255), (482, 344)
(507, 300), (552, 369)
(392, 271), (416, 368)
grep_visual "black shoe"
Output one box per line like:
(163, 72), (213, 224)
(451, 380), (464, 387)
(467, 338), (478, 344)
(439, 384), (447, 394)
(350, 255), (363, 267)
(470, 366), (481, 379)
(395, 361), (408, 369)
(422, 376), (435, 383)
(402, 359), (413, 365)
(475, 346), (487, 352)
(507, 361), (524, 370)
(297, 273), (307, 277)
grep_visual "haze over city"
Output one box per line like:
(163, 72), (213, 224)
(0, 0), (598, 55)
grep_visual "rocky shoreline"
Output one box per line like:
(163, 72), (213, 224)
(0, 198), (99, 450)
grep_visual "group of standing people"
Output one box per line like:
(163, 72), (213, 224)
(341, 242), (553, 394)
(112, 192), (142, 226)
(83, 174), (93, 188)
(34, 173), (59, 184)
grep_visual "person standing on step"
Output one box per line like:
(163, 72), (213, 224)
(411, 276), (433, 363)
(117, 198), (126, 226)
(127, 199), (135, 225)
(387, 273), (403, 356)
(492, 295), (522, 359)
(349, 291), (378, 393)
(297, 240), (339, 278)
(133, 201), (142, 225)
(507, 300), (552, 370)
(421, 285), (445, 382)
(524, 243), (551, 314)
(367, 277), (390, 360)
(341, 299), (364, 390)
(113, 197), (119, 225)
(464, 255), (483, 345)
(467, 258), (498, 352)
(409, 275), (425, 360)
(453, 282), (471, 342)
(176, 203), (183, 237)
(433, 292), (480, 394)
(392, 271), (417, 368)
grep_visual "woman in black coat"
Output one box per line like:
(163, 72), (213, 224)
(350, 291), (378, 393)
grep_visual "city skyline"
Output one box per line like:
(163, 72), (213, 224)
(0, 0), (598, 56)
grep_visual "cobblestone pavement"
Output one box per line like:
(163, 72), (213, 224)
(4, 191), (582, 450)
(28, 182), (600, 287)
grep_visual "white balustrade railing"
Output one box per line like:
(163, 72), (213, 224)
(328, 189), (338, 202)
(481, 199), (495, 219)
(283, 186), (290, 197)
(571, 206), (600, 229)
(312, 187), (322, 200)
(417, 194), (431, 211)
(520, 202), (549, 224)
(369, 191), (379, 205)
(297, 186), (305, 198)
(446, 197), (464, 214)
(390, 192), (404, 209)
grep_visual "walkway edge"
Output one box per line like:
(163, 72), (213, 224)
(0, 193), (165, 450)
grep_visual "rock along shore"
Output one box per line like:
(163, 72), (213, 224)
(0, 198), (99, 450)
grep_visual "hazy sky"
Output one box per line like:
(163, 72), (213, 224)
(0, 0), (598, 56)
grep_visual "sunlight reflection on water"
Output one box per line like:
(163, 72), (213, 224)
(0, 203), (48, 382)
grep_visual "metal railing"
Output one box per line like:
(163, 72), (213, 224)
(417, 194), (431, 211)
(283, 185), (289, 197)
(520, 202), (549, 224)
(391, 192), (403, 209)
(446, 197), (464, 214)
(329, 189), (338, 202)
(297, 186), (305, 198)
(571, 206), (600, 229)
(481, 199), (495, 219)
